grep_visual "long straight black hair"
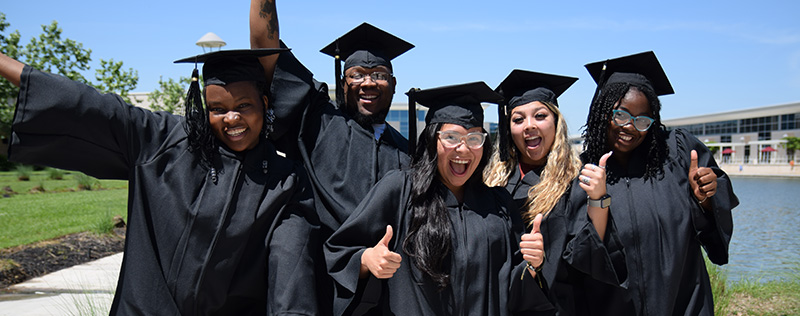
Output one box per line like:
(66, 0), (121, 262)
(402, 123), (493, 290)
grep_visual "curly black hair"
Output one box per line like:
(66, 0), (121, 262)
(403, 123), (493, 290)
(580, 82), (667, 182)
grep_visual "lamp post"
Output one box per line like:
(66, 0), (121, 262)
(196, 32), (226, 52)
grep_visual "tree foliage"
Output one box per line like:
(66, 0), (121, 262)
(781, 136), (800, 161)
(148, 76), (191, 114)
(0, 12), (140, 141)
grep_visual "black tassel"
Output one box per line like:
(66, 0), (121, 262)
(498, 100), (510, 162)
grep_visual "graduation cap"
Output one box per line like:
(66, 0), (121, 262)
(584, 51), (674, 97)
(174, 48), (288, 87)
(406, 82), (503, 149)
(494, 70), (578, 161)
(320, 23), (414, 105)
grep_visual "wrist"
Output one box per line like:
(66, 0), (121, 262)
(588, 194), (612, 208)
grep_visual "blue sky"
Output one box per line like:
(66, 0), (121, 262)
(3, 0), (799, 135)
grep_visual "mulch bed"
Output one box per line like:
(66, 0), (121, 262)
(0, 228), (125, 290)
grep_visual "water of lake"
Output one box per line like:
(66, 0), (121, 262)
(725, 176), (800, 281)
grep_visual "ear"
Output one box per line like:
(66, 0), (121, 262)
(262, 95), (269, 111)
(390, 76), (397, 94)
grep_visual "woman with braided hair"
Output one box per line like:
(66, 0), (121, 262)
(574, 51), (738, 315)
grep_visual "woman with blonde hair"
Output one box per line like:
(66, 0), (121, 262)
(485, 70), (625, 314)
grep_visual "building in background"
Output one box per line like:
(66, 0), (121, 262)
(663, 101), (800, 165)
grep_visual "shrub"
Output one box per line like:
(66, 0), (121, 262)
(15, 165), (33, 181)
(0, 155), (16, 171)
(47, 168), (65, 180)
(75, 173), (99, 190)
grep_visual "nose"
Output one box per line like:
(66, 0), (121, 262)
(360, 75), (377, 86)
(224, 111), (241, 122)
(524, 118), (536, 130)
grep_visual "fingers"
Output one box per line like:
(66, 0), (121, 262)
(520, 233), (544, 267)
(690, 150), (699, 175)
(531, 213), (542, 234)
(695, 168), (718, 198)
(378, 225), (393, 247)
(599, 151), (612, 168)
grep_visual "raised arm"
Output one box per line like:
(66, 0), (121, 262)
(0, 52), (24, 87)
(250, 0), (280, 83)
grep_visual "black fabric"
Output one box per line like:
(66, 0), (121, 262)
(495, 70), (578, 109)
(325, 170), (554, 316)
(268, 49), (410, 315)
(568, 128), (737, 315)
(501, 167), (627, 316)
(319, 22), (414, 73)
(9, 66), (319, 315)
(174, 48), (288, 86)
(412, 81), (502, 129)
(584, 51), (674, 96)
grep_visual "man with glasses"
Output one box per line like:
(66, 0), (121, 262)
(251, 2), (413, 313)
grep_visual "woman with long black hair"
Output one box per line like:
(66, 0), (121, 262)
(326, 82), (550, 316)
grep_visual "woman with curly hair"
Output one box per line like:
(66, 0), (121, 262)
(326, 82), (551, 316)
(576, 51), (738, 315)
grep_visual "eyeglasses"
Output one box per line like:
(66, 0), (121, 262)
(345, 72), (392, 85)
(612, 109), (654, 132)
(437, 131), (488, 149)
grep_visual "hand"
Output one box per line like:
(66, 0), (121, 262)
(520, 214), (544, 276)
(689, 150), (717, 204)
(579, 151), (612, 200)
(361, 225), (402, 279)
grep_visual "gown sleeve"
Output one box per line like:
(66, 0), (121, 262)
(671, 128), (738, 265)
(324, 170), (409, 314)
(267, 162), (321, 314)
(9, 65), (183, 179)
(562, 184), (628, 286)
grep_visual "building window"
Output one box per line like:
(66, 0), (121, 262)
(720, 135), (731, 143)
(705, 120), (738, 135)
(758, 131), (771, 141)
(741, 115), (778, 133)
(781, 113), (799, 130)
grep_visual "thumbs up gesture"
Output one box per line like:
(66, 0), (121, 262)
(689, 150), (717, 206)
(520, 214), (545, 276)
(361, 225), (402, 279)
(579, 151), (612, 199)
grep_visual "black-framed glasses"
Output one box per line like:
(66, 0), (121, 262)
(437, 131), (488, 149)
(345, 72), (392, 85)
(612, 109), (654, 132)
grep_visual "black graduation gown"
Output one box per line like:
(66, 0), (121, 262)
(570, 129), (737, 315)
(9, 66), (320, 315)
(268, 49), (411, 234)
(503, 166), (627, 316)
(325, 170), (552, 316)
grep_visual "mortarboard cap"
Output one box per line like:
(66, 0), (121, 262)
(495, 69), (578, 109)
(320, 22), (414, 73)
(584, 51), (674, 96)
(494, 70), (578, 161)
(411, 82), (503, 130)
(174, 48), (288, 86)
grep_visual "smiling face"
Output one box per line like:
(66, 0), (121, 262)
(206, 81), (267, 152)
(606, 87), (651, 159)
(436, 123), (484, 197)
(342, 65), (396, 124)
(509, 101), (557, 167)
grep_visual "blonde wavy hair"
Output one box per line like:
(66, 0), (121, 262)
(484, 101), (581, 225)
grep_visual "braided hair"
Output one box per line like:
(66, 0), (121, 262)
(580, 82), (667, 182)
(403, 123), (493, 290)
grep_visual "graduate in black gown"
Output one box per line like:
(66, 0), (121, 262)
(576, 51), (738, 315)
(326, 82), (552, 316)
(0, 48), (320, 315)
(252, 10), (413, 232)
(485, 70), (626, 315)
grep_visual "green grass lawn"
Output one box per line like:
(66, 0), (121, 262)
(0, 170), (128, 249)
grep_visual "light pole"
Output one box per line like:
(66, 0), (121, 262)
(196, 32), (226, 53)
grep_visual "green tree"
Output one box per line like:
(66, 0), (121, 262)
(93, 58), (139, 104)
(148, 76), (191, 114)
(781, 136), (800, 162)
(0, 13), (140, 141)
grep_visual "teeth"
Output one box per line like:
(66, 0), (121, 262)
(620, 135), (632, 141)
(525, 136), (540, 141)
(361, 95), (378, 100)
(451, 159), (469, 164)
(227, 127), (246, 137)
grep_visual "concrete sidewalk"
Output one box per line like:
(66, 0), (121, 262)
(0, 253), (122, 316)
